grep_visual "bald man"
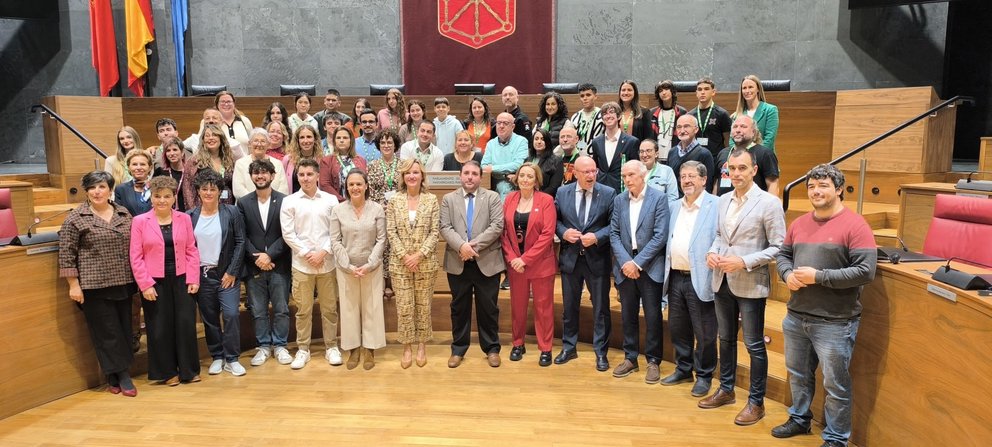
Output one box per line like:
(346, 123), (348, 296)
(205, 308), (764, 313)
(666, 114), (714, 195)
(481, 112), (528, 198)
(713, 115), (780, 197)
(501, 86), (533, 142)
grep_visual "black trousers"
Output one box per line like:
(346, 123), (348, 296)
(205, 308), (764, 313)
(447, 261), (501, 356)
(617, 274), (663, 364)
(143, 274), (200, 381)
(667, 270), (717, 379)
(81, 288), (134, 376)
(560, 256), (612, 356)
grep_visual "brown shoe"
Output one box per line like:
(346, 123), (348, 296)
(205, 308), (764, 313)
(363, 349), (375, 370)
(448, 354), (463, 368)
(346, 348), (361, 370)
(612, 359), (639, 378)
(698, 389), (736, 409)
(162, 376), (179, 387)
(487, 352), (501, 368)
(734, 402), (765, 426)
(644, 362), (661, 384)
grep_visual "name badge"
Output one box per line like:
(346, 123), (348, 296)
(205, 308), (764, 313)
(697, 137), (709, 146)
(221, 190), (230, 200)
(385, 190), (396, 201)
(720, 178), (732, 189)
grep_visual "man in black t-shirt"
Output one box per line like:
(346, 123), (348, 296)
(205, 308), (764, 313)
(501, 86), (532, 143)
(713, 115), (780, 197)
(688, 78), (732, 158)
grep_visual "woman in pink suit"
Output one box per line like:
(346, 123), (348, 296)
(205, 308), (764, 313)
(130, 175), (202, 386)
(501, 162), (559, 367)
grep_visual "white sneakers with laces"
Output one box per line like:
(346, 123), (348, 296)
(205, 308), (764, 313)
(326, 347), (343, 366)
(250, 347), (271, 366)
(291, 349), (311, 370)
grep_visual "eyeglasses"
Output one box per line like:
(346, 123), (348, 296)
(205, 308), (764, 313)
(675, 124), (696, 130)
(495, 121), (513, 126)
(679, 174), (702, 180)
(360, 120), (377, 125)
(218, 100), (234, 105)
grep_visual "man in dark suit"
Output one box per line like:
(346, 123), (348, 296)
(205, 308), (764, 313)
(554, 155), (617, 371)
(590, 101), (640, 193)
(236, 159), (293, 367)
(439, 161), (505, 368)
(609, 160), (670, 383)
(667, 114), (716, 195)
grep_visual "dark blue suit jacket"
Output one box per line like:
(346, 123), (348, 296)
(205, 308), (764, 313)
(114, 181), (152, 217)
(555, 182), (616, 274)
(236, 191), (290, 276)
(610, 186), (669, 284)
(590, 132), (640, 192)
(188, 204), (246, 279)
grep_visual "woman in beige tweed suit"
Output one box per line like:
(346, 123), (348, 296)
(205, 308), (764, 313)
(385, 158), (440, 368)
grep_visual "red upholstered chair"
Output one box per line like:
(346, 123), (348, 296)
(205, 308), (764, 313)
(0, 188), (18, 238)
(922, 194), (992, 266)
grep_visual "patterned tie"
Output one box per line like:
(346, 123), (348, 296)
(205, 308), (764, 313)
(579, 189), (588, 227)
(466, 193), (475, 240)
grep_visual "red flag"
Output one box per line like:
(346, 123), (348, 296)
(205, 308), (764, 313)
(89, 0), (119, 96)
(125, 0), (155, 97)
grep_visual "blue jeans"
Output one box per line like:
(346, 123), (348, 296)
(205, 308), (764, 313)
(714, 280), (767, 405)
(246, 270), (290, 349)
(194, 268), (242, 362)
(783, 312), (859, 446)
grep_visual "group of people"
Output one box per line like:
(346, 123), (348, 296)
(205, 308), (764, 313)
(60, 77), (871, 447)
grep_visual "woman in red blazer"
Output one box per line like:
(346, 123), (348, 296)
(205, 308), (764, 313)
(130, 175), (201, 386)
(501, 163), (558, 367)
(319, 127), (369, 202)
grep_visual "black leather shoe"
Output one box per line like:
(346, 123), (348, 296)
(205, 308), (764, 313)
(595, 355), (609, 372)
(538, 351), (552, 367)
(553, 349), (577, 365)
(509, 345), (526, 361)
(690, 378), (712, 397)
(500, 277), (510, 290)
(771, 419), (812, 439)
(820, 442), (845, 447)
(660, 372), (694, 386)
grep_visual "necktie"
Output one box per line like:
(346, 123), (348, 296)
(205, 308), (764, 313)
(579, 189), (588, 226)
(466, 193), (475, 240)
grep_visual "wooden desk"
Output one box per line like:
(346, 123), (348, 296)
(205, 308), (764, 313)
(851, 261), (992, 446)
(898, 182), (992, 251)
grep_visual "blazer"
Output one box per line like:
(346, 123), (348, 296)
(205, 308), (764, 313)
(590, 132), (640, 192)
(329, 200), (386, 274)
(319, 154), (369, 202)
(385, 191), (440, 274)
(610, 186), (669, 284)
(130, 210), (200, 291)
(114, 181), (152, 217)
(662, 192), (719, 303)
(708, 185), (786, 298)
(188, 204), (246, 279)
(501, 191), (558, 279)
(439, 187), (505, 277)
(555, 182), (616, 274)
(237, 190), (291, 276)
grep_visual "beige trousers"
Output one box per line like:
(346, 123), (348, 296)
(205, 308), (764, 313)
(336, 267), (386, 350)
(291, 268), (338, 352)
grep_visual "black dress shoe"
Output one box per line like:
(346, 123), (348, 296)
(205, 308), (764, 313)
(660, 372), (694, 386)
(538, 351), (552, 367)
(595, 355), (609, 372)
(690, 378), (712, 397)
(500, 277), (510, 290)
(771, 419), (812, 438)
(553, 349), (577, 365)
(509, 345), (526, 361)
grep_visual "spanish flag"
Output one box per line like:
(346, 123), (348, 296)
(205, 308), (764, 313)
(89, 0), (118, 96)
(125, 0), (155, 96)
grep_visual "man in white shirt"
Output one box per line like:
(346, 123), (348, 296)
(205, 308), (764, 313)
(399, 121), (444, 172)
(279, 158), (342, 370)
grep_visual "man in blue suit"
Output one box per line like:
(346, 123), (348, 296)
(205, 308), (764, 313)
(609, 160), (669, 382)
(661, 160), (719, 398)
(590, 101), (640, 193)
(554, 155), (616, 371)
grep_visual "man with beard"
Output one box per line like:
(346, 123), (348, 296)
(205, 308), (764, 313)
(666, 114), (715, 196)
(713, 115), (780, 197)
(354, 109), (382, 163)
(501, 86), (532, 142)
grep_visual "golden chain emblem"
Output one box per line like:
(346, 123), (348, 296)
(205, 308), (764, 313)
(438, 0), (515, 49)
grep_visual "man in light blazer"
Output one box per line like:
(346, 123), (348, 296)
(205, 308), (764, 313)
(439, 161), (505, 368)
(237, 159), (293, 367)
(609, 160), (669, 383)
(554, 155), (616, 371)
(699, 148), (786, 427)
(589, 101), (640, 193)
(661, 160), (719, 398)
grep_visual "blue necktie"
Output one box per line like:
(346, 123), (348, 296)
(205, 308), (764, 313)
(466, 193), (475, 240)
(579, 189), (588, 227)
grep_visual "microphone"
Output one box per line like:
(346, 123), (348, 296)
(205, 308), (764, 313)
(889, 252), (901, 264)
(955, 171), (992, 192)
(932, 257), (992, 290)
(11, 207), (74, 246)
(895, 236), (909, 252)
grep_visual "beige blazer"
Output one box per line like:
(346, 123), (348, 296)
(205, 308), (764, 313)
(708, 184), (786, 298)
(385, 191), (440, 274)
(329, 200), (386, 274)
(439, 187), (505, 277)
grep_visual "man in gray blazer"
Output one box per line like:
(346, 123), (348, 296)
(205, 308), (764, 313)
(439, 161), (505, 368)
(661, 161), (719, 397)
(698, 148), (786, 427)
(609, 160), (669, 382)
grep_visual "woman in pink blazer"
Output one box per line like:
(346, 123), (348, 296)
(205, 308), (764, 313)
(130, 175), (201, 386)
(501, 163), (558, 367)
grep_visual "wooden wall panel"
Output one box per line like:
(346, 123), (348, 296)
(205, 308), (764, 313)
(841, 171), (945, 205)
(979, 137), (992, 180)
(44, 96), (124, 175)
(922, 89), (956, 173)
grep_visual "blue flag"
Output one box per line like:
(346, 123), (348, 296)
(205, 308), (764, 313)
(171, 0), (188, 96)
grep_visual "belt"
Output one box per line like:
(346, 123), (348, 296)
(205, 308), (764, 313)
(201, 265), (218, 275)
(672, 268), (691, 276)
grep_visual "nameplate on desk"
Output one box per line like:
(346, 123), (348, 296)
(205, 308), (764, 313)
(926, 284), (957, 302)
(26, 245), (58, 255)
(425, 173), (462, 188)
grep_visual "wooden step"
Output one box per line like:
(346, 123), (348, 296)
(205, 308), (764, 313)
(31, 187), (65, 206)
(33, 203), (76, 227)
(874, 228), (899, 247)
(786, 198), (898, 230)
(736, 344), (791, 406)
(0, 172), (50, 186)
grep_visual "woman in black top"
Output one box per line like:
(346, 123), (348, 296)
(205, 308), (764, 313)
(153, 137), (188, 211)
(534, 91), (569, 149)
(527, 128), (563, 197)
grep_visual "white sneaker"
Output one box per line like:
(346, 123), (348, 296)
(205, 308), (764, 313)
(224, 361), (247, 376)
(274, 347), (293, 365)
(291, 350), (310, 370)
(208, 359), (224, 375)
(250, 348), (271, 366)
(326, 347), (343, 366)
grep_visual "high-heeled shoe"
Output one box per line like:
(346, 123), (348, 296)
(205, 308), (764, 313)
(363, 348), (375, 370)
(401, 345), (413, 369)
(416, 343), (427, 367)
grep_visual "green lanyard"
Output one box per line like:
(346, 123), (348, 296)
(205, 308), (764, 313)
(697, 106), (713, 134)
(384, 158), (397, 190)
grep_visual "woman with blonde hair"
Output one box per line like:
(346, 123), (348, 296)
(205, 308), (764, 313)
(385, 158), (439, 368)
(181, 124), (235, 207)
(105, 126), (143, 186)
(732, 74), (780, 152)
(282, 124), (321, 193)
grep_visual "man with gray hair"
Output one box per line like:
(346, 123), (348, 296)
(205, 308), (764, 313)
(772, 164), (876, 447)
(666, 114), (715, 195)
(713, 114), (779, 197)
(609, 159), (670, 382)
